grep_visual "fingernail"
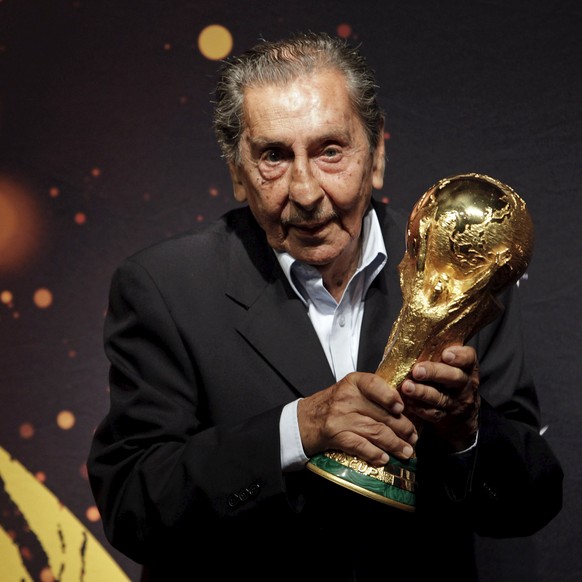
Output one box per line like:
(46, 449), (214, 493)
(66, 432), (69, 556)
(391, 402), (404, 414)
(402, 445), (413, 458)
(402, 380), (414, 394)
(410, 432), (418, 445)
(414, 366), (426, 380)
(380, 453), (389, 464)
(443, 350), (455, 364)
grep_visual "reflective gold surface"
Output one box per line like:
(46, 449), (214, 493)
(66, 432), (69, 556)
(376, 172), (534, 388)
(308, 173), (534, 509)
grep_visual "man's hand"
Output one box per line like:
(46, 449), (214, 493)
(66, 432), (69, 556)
(297, 372), (418, 467)
(400, 345), (481, 451)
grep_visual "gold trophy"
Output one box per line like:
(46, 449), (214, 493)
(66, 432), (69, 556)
(306, 173), (534, 511)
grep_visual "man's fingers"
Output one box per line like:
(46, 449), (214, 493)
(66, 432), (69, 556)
(348, 372), (405, 415)
(298, 372), (418, 464)
(400, 345), (481, 441)
(442, 345), (477, 369)
(411, 360), (466, 387)
(334, 418), (417, 466)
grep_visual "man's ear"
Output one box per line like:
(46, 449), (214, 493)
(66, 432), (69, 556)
(372, 125), (386, 190)
(228, 163), (248, 203)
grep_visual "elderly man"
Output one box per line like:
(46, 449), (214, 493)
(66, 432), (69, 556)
(88, 32), (562, 581)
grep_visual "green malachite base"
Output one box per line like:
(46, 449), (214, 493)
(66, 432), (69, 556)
(306, 452), (417, 512)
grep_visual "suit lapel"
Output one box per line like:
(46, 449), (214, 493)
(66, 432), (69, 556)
(358, 201), (407, 373)
(223, 202), (407, 392)
(238, 283), (336, 397)
(225, 209), (335, 397)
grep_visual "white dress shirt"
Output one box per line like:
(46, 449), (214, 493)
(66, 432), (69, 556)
(275, 207), (387, 471)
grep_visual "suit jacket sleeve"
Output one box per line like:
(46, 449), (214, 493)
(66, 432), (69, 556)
(417, 285), (563, 537)
(88, 256), (292, 562)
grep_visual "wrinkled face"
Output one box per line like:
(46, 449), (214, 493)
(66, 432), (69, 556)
(228, 70), (385, 267)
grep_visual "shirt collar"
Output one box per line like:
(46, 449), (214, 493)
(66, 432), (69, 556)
(274, 206), (388, 305)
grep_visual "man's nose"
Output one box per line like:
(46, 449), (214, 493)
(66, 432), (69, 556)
(288, 158), (323, 210)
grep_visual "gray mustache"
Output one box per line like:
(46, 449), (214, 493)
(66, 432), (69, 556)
(283, 209), (337, 226)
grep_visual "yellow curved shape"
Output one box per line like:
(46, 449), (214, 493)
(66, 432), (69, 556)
(0, 524), (33, 581)
(0, 446), (129, 581)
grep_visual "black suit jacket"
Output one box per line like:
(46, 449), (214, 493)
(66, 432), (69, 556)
(88, 200), (562, 581)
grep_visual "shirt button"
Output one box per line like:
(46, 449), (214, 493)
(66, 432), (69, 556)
(338, 315), (346, 327)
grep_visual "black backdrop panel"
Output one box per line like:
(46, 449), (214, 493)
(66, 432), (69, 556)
(0, 1), (579, 580)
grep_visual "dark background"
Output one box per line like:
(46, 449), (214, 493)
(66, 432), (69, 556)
(0, 1), (579, 580)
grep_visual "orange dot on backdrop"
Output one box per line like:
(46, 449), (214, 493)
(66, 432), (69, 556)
(19, 423), (35, 439)
(1, 290), (13, 304)
(337, 23), (352, 38)
(86, 505), (101, 522)
(198, 24), (233, 60)
(34, 288), (53, 309)
(75, 212), (87, 225)
(0, 176), (41, 273)
(57, 410), (76, 430)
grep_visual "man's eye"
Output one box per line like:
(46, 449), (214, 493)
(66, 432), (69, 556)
(263, 149), (283, 163)
(322, 146), (341, 160)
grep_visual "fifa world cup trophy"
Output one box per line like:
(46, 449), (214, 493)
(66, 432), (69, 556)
(307, 173), (534, 510)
